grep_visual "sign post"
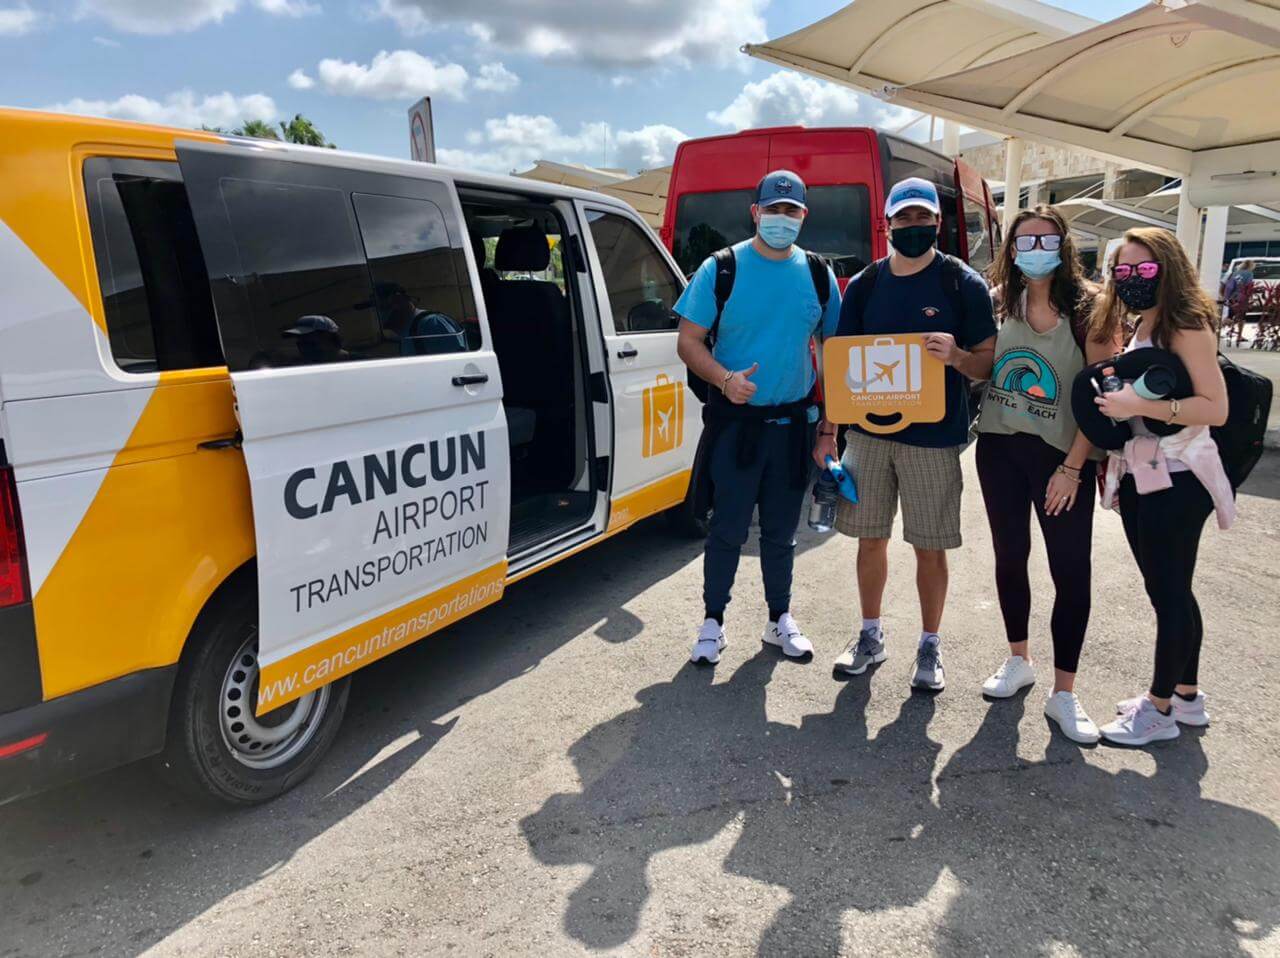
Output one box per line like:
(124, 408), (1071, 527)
(408, 97), (435, 163)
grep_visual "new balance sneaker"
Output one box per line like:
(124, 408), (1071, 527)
(911, 640), (945, 691)
(1100, 697), (1180, 746)
(1044, 690), (1101, 744)
(1116, 691), (1210, 727)
(982, 655), (1036, 698)
(763, 613), (814, 659)
(690, 619), (726, 665)
(833, 627), (887, 675)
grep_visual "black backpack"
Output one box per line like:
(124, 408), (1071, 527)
(686, 246), (832, 404)
(1213, 353), (1272, 489)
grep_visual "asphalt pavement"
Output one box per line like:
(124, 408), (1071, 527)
(2, 450), (1279, 957)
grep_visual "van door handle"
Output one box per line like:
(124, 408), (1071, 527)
(199, 433), (242, 451)
(616, 347), (639, 359)
(451, 373), (490, 387)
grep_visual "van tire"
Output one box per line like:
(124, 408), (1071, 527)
(158, 586), (350, 805)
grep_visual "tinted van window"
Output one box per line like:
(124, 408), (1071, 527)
(84, 157), (223, 373)
(219, 178), (377, 367)
(672, 185), (873, 278)
(585, 210), (682, 333)
(353, 192), (479, 354)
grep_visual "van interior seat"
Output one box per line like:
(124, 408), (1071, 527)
(489, 224), (575, 485)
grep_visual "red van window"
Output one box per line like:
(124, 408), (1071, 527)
(672, 184), (873, 279)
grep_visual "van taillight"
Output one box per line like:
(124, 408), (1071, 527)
(0, 466), (29, 608)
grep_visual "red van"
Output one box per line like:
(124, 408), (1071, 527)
(661, 126), (1001, 286)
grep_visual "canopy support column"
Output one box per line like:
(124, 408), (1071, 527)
(1002, 137), (1025, 237)
(942, 120), (960, 157)
(1197, 205), (1229, 298)
(1175, 189), (1203, 262)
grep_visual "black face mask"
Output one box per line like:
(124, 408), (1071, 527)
(1114, 274), (1160, 312)
(891, 224), (937, 258)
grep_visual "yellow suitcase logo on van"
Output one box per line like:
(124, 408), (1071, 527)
(642, 373), (684, 457)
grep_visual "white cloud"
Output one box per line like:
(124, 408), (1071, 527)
(474, 62), (519, 94)
(92, 35), (121, 46)
(287, 68), (315, 90)
(315, 50), (469, 101)
(437, 113), (687, 175)
(47, 90), (278, 129)
(708, 71), (918, 132)
(373, 0), (766, 69)
(0, 5), (38, 35)
(77, 0), (317, 34)
(610, 75), (634, 89)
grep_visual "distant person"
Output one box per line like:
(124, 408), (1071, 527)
(367, 281), (467, 355)
(1222, 260), (1255, 323)
(1091, 228), (1232, 748)
(974, 206), (1117, 744)
(282, 314), (351, 364)
(676, 170), (842, 666)
(817, 177), (996, 693)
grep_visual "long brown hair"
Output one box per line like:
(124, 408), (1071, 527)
(1089, 226), (1218, 349)
(990, 205), (1099, 338)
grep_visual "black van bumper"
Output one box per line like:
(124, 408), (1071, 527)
(0, 667), (176, 806)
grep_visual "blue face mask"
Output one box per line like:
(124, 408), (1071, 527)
(757, 212), (803, 249)
(1014, 249), (1061, 280)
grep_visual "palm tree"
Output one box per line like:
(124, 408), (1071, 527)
(233, 119), (281, 141)
(278, 114), (335, 149)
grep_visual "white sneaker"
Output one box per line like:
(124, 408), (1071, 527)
(763, 613), (814, 659)
(911, 640), (945, 691)
(1100, 697), (1180, 747)
(1044, 690), (1101, 744)
(1116, 691), (1209, 727)
(690, 619), (726, 665)
(982, 655), (1036, 698)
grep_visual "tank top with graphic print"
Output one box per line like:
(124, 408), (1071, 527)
(977, 294), (1086, 456)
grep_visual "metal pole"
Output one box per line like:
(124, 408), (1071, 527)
(1002, 137), (1025, 238)
(1197, 205), (1229, 299)
(1175, 188), (1203, 262)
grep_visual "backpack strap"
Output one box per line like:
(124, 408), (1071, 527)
(938, 253), (968, 329)
(710, 247), (736, 344)
(836, 257), (888, 337)
(805, 251), (831, 310)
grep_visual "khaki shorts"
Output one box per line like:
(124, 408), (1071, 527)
(835, 430), (964, 550)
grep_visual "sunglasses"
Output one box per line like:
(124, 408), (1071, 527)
(1012, 233), (1062, 252)
(1112, 261), (1160, 281)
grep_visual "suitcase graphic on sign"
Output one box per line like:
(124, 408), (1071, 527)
(643, 373), (684, 457)
(846, 337), (924, 394)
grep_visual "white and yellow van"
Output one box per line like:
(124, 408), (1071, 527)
(0, 109), (706, 805)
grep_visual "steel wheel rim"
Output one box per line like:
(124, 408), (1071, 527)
(218, 631), (330, 770)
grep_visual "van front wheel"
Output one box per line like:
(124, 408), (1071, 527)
(159, 588), (350, 805)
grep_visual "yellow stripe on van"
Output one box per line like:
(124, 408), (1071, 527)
(256, 561), (508, 715)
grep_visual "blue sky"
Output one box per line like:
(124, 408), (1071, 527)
(1, 0), (1145, 174)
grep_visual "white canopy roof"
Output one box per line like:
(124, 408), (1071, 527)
(599, 166), (671, 230)
(743, 0), (1095, 94)
(515, 160), (630, 190)
(1057, 191), (1280, 240)
(874, 1), (1280, 205)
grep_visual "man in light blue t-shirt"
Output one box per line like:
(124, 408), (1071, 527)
(675, 170), (842, 667)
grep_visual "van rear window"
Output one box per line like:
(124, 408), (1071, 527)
(672, 185), (873, 279)
(84, 157), (224, 373)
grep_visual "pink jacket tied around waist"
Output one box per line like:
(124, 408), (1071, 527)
(1102, 425), (1236, 530)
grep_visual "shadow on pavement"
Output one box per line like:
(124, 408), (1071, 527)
(1239, 449), (1280, 502)
(524, 658), (1280, 956)
(0, 515), (703, 957)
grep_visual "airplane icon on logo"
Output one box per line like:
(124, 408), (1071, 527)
(848, 360), (901, 390)
(656, 406), (672, 439)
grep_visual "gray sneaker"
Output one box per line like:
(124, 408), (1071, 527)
(833, 628), (887, 675)
(911, 640), (945, 691)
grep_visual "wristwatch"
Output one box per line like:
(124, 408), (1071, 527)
(1168, 398), (1181, 423)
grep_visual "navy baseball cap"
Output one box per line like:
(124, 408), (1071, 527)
(756, 170), (807, 209)
(885, 177), (941, 218)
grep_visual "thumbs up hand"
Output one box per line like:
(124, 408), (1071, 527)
(724, 362), (759, 404)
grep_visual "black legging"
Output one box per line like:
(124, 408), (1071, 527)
(976, 432), (1095, 674)
(1118, 471), (1215, 699)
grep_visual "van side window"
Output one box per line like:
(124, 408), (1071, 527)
(964, 208), (993, 273)
(352, 192), (479, 354)
(83, 157), (224, 373)
(218, 178), (377, 368)
(584, 211), (681, 334)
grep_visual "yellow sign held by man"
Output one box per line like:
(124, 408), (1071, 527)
(822, 334), (947, 434)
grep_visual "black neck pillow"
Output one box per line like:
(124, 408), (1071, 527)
(1070, 346), (1194, 450)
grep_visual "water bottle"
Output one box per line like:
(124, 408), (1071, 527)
(809, 470), (839, 533)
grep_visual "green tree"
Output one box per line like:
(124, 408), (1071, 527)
(278, 113), (336, 148)
(234, 118), (281, 140)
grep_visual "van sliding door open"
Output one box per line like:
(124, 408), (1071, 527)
(175, 141), (511, 714)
